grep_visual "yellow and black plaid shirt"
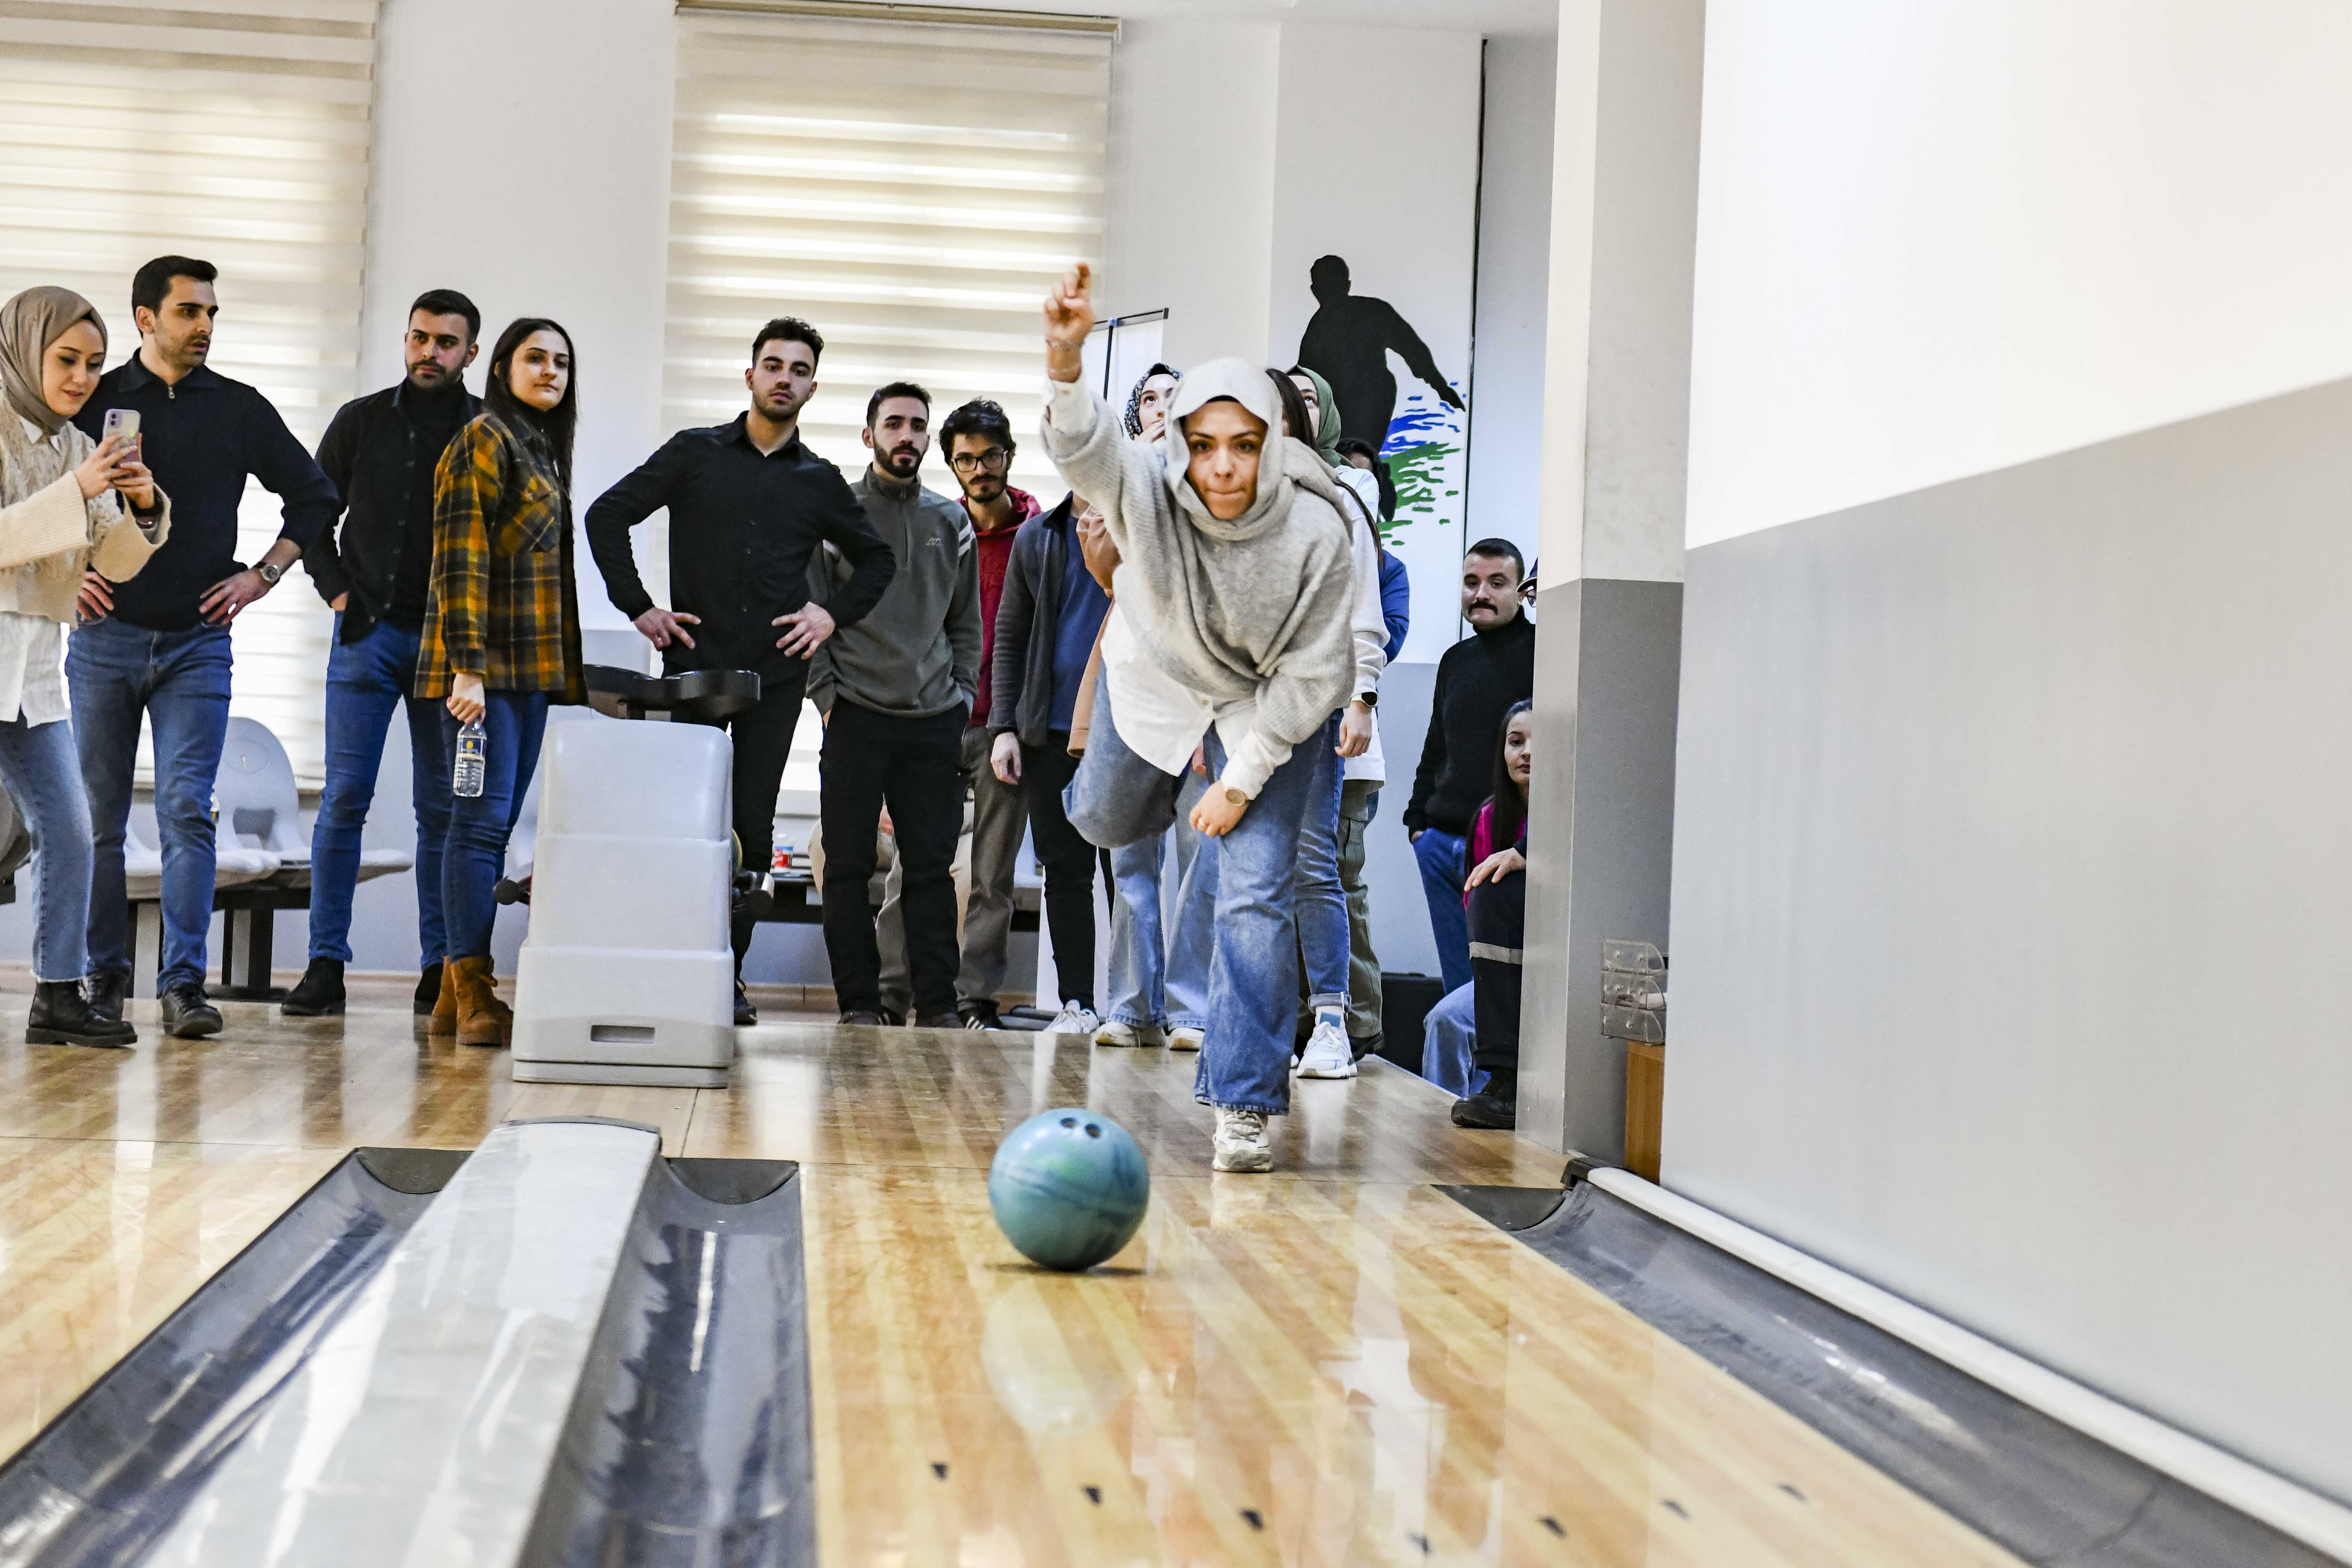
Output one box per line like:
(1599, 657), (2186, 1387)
(416, 411), (584, 702)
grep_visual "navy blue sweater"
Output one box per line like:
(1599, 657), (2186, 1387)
(73, 356), (339, 630)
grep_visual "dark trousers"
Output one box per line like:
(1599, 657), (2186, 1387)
(1468, 869), (1526, 1073)
(684, 663), (806, 968)
(820, 698), (964, 1016)
(1021, 733), (1099, 1010)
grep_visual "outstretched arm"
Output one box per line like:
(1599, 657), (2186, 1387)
(1381, 302), (1465, 411)
(1039, 263), (1160, 558)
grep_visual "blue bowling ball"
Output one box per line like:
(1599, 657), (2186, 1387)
(989, 1108), (1150, 1272)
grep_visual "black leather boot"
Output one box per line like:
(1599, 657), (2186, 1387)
(281, 957), (345, 1017)
(1450, 1068), (1518, 1129)
(86, 968), (130, 1024)
(161, 982), (223, 1039)
(414, 960), (444, 1016)
(27, 980), (137, 1048)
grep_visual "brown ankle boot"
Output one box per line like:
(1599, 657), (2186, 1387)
(430, 959), (459, 1035)
(450, 956), (511, 1048)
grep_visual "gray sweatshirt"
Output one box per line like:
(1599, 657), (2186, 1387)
(808, 466), (980, 720)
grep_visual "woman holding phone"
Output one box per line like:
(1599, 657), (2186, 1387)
(415, 318), (584, 1047)
(0, 286), (170, 1047)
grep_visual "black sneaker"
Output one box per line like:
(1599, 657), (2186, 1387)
(281, 958), (345, 1017)
(913, 1010), (961, 1029)
(160, 983), (223, 1040)
(839, 1010), (886, 1026)
(1450, 1070), (1518, 1130)
(734, 981), (757, 1027)
(86, 968), (130, 1024)
(878, 1007), (907, 1028)
(956, 998), (1001, 1031)
(413, 960), (444, 1016)
(1349, 1029), (1382, 1062)
(26, 980), (136, 1048)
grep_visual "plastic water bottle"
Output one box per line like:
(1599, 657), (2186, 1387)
(453, 718), (486, 798)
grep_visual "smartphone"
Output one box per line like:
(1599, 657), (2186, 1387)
(101, 408), (140, 454)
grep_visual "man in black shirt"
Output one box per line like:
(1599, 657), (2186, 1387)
(280, 290), (483, 1019)
(585, 316), (895, 1022)
(1405, 539), (1536, 995)
(70, 256), (338, 1038)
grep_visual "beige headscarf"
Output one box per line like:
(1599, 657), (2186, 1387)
(0, 287), (107, 436)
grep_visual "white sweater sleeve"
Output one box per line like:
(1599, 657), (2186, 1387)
(1348, 518), (1387, 697)
(1214, 712), (1296, 801)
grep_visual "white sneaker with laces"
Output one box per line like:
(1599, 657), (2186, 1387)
(1211, 1107), (1273, 1172)
(1167, 1026), (1205, 1052)
(1094, 1018), (1165, 1047)
(1045, 1002), (1100, 1038)
(1294, 1019), (1358, 1079)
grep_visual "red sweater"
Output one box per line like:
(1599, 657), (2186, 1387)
(968, 486), (1039, 728)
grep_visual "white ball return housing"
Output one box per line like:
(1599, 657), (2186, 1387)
(510, 667), (760, 1089)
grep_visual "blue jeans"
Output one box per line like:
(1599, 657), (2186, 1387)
(0, 714), (92, 981)
(439, 690), (547, 961)
(1414, 826), (1471, 994)
(1292, 713), (1347, 1012)
(1105, 772), (1213, 1032)
(1419, 981), (1486, 1098)
(70, 619), (233, 991)
(1192, 725), (1321, 1116)
(309, 616), (450, 965)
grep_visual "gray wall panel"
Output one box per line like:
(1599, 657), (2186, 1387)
(1667, 374), (2352, 1503)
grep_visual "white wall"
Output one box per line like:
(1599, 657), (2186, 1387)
(1685, 0), (2352, 549)
(1464, 34), (1555, 575)
(1100, 19), (1280, 364)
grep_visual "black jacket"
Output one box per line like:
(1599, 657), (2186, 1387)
(986, 494), (1083, 747)
(1406, 613), (1537, 836)
(72, 357), (338, 631)
(308, 380), (480, 644)
(584, 415), (895, 678)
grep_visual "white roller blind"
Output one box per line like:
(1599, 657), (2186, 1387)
(666, 3), (1111, 539)
(0, 0), (379, 785)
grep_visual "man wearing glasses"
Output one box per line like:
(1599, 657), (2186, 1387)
(884, 398), (1038, 1029)
(585, 316), (896, 1024)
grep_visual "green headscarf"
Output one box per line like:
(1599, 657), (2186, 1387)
(1288, 364), (1347, 472)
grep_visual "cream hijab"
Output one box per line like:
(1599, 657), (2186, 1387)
(1157, 357), (1343, 542)
(0, 287), (106, 436)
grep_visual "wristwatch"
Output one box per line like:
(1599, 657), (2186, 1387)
(255, 561), (284, 586)
(1353, 690), (1378, 709)
(1223, 786), (1248, 806)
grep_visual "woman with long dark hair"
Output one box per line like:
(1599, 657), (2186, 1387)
(1452, 699), (1533, 1127)
(417, 318), (585, 1046)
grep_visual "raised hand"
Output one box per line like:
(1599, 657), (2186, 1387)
(1044, 263), (1094, 382)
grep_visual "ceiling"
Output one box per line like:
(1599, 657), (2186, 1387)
(925, 0), (1560, 38)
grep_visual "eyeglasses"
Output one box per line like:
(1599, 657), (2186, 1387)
(949, 447), (1010, 474)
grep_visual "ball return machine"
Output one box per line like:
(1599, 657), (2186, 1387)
(507, 664), (764, 1089)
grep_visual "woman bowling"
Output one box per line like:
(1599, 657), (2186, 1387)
(417, 318), (585, 1047)
(1044, 263), (1357, 1173)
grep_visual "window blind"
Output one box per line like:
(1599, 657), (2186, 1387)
(666, 3), (1111, 560)
(0, 0), (380, 786)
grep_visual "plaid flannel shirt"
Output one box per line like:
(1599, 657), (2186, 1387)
(416, 411), (584, 702)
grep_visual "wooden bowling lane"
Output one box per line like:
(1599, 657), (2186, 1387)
(803, 1163), (2028, 1568)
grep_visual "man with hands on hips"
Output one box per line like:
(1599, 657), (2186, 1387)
(585, 315), (895, 1024)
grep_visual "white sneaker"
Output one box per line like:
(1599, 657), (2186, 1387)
(1211, 1107), (1273, 1172)
(1167, 1026), (1205, 1052)
(1295, 1019), (1357, 1079)
(1094, 1018), (1165, 1047)
(1045, 1002), (1100, 1038)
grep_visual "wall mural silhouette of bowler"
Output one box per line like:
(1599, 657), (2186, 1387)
(1295, 254), (1465, 450)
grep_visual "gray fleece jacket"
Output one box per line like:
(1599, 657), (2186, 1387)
(808, 466), (980, 719)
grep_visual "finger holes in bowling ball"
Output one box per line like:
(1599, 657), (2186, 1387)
(1085, 1124), (1102, 1138)
(1060, 1116), (1077, 1128)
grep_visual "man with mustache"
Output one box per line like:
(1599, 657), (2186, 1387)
(1404, 539), (1536, 995)
(811, 383), (980, 1028)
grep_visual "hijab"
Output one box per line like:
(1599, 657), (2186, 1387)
(1159, 357), (1343, 544)
(0, 287), (105, 436)
(1288, 364), (1348, 473)
(1123, 361), (1178, 438)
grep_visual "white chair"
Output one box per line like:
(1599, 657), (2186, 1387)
(215, 716), (409, 893)
(124, 800), (281, 998)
